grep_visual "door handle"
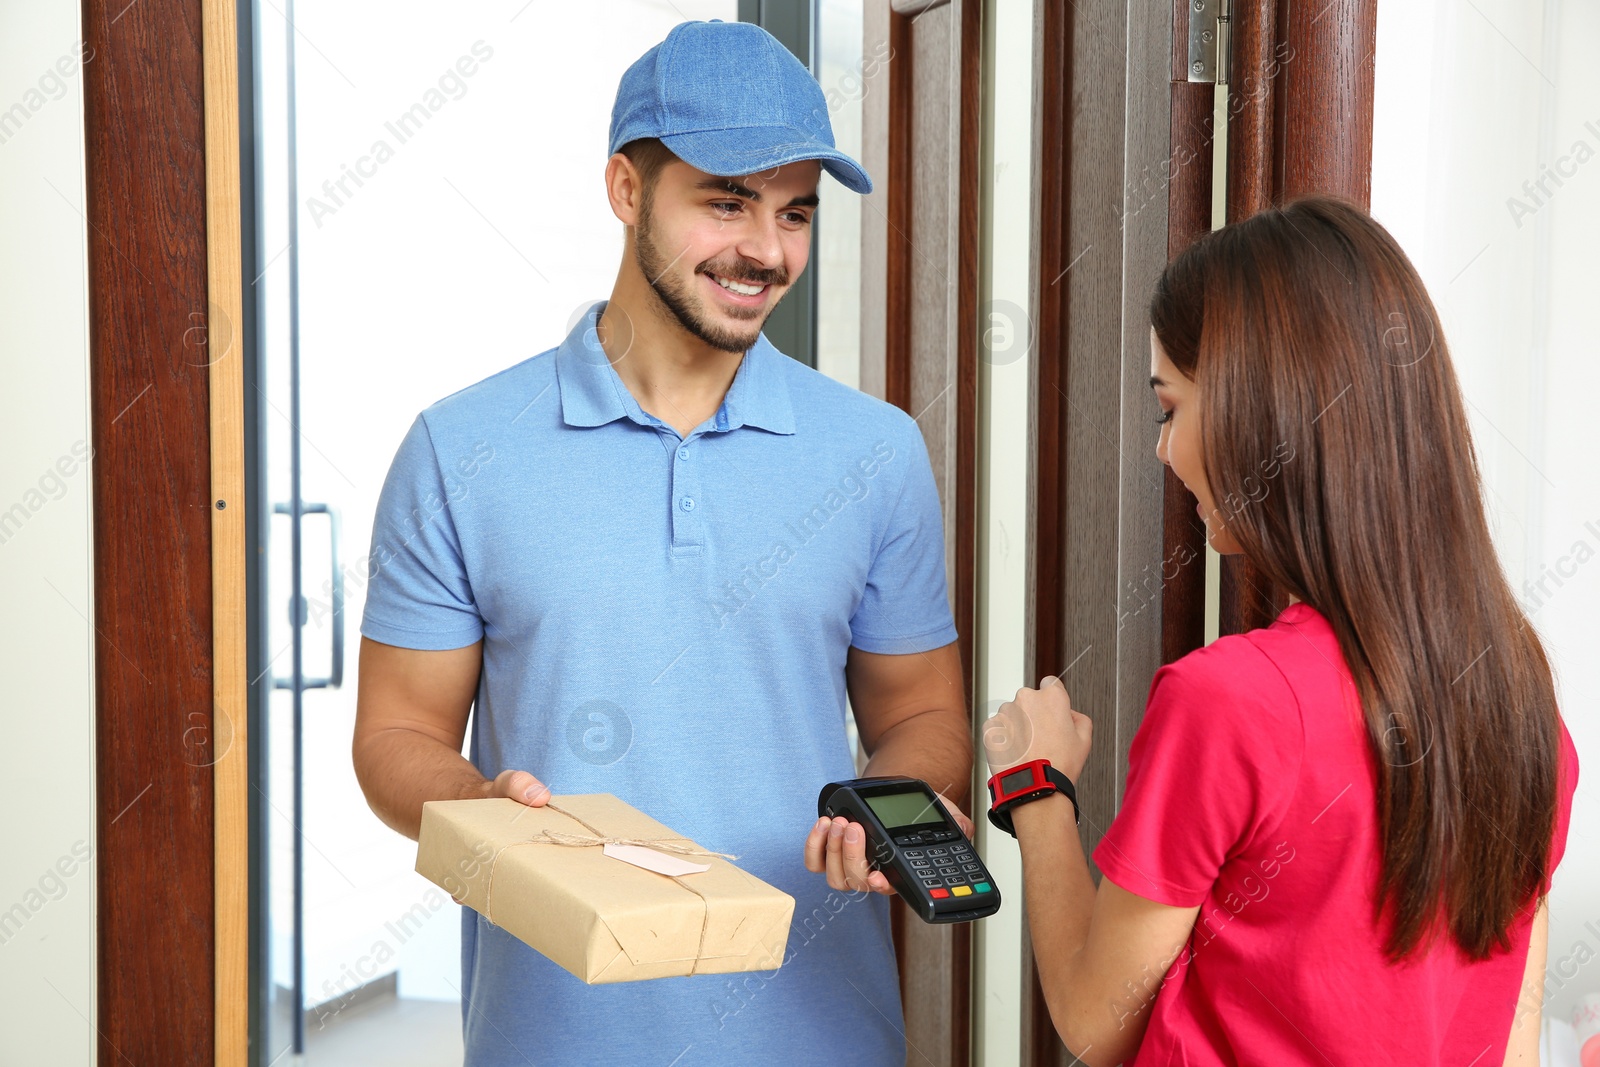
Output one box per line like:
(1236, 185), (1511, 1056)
(273, 501), (344, 690)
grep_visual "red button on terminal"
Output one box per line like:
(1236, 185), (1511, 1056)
(930, 888), (950, 899)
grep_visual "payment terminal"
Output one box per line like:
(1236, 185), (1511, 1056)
(817, 776), (1001, 924)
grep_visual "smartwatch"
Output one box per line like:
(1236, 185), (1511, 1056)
(986, 759), (1080, 836)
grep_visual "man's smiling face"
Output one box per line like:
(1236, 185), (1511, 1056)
(632, 156), (821, 353)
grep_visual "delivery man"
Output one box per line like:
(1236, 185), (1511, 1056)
(353, 18), (972, 1066)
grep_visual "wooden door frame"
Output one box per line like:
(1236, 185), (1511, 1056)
(1159, 0), (1214, 665)
(205, 0), (250, 1059)
(1215, 0), (1378, 637)
(861, 0), (981, 1062)
(84, 0), (247, 1060)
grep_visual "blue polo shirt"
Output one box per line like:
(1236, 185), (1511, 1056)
(361, 300), (959, 1066)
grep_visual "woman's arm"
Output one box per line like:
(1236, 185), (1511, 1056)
(1502, 900), (1548, 1066)
(988, 678), (1201, 1065)
(1012, 792), (1200, 1064)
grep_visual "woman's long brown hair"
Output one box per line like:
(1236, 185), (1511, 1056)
(1149, 194), (1563, 962)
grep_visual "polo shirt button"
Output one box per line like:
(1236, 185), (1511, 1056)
(677, 447), (690, 461)
(680, 497), (695, 511)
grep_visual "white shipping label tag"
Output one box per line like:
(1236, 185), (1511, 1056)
(602, 843), (711, 877)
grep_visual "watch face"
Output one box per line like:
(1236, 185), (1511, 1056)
(999, 767), (1037, 795)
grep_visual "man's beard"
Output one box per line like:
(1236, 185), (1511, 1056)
(633, 204), (785, 355)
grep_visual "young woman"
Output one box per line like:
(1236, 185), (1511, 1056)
(983, 195), (1580, 1066)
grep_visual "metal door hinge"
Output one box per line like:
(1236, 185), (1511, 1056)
(1187, 0), (1231, 83)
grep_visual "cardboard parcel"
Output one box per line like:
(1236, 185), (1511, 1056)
(415, 794), (795, 984)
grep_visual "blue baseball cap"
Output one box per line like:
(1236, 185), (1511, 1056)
(608, 19), (873, 195)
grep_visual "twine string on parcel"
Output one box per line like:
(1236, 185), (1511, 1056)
(479, 800), (739, 976)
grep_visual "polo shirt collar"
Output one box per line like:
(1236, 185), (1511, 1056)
(722, 331), (796, 435)
(556, 300), (795, 435)
(554, 302), (629, 429)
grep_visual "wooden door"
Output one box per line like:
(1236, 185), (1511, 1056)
(1024, 0), (1174, 1058)
(1023, 0), (1377, 1063)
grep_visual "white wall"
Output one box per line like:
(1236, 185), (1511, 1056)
(1372, 0), (1600, 1027)
(0, 0), (97, 1060)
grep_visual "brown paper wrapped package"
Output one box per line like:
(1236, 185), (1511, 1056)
(415, 794), (795, 984)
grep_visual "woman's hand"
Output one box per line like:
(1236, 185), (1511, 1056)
(983, 676), (1093, 781)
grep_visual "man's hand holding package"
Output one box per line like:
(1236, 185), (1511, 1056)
(485, 768), (553, 807)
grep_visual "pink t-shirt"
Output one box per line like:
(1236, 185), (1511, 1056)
(1093, 601), (1580, 1066)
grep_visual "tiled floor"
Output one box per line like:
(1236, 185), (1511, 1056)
(301, 995), (462, 1067)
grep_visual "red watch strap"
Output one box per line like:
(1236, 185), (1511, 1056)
(987, 758), (1081, 834)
